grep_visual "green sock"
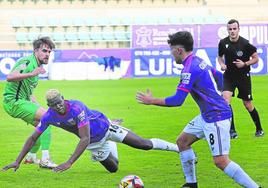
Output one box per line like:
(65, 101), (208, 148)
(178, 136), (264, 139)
(41, 126), (51, 150)
(30, 137), (41, 153)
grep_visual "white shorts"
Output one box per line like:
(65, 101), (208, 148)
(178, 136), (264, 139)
(183, 114), (231, 156)
(86, 123), (129, 161)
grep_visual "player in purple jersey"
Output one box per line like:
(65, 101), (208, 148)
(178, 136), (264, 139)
(136, 31), (261, 188)
(2, 89), (179, 173)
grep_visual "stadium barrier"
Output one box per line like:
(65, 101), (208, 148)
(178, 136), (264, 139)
(1, 23), (267, 80)
(0, 46), (267, 81)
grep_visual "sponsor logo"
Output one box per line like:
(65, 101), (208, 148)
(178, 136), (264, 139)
(199, 61), (207, 70)
(236, 51), (243, 57)
(181, 73), (191, 84)
(78, 111), (86, 121)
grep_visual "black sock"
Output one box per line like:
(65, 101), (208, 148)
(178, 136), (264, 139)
(229, 105), (235, 131)
(249, 108), (262, 131)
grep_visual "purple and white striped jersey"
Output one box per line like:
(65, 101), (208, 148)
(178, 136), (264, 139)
(169, 53), (231, 123)
(36, 100), (109, 143)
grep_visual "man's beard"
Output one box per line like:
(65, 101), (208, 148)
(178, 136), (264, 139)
(40, 59), (48, 64)
(176, 57), (182, 64)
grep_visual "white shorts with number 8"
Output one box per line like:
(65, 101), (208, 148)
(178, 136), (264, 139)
(183, 114), (231, 156)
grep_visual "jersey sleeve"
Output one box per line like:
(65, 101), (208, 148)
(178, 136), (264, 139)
(36, 117), (49, 134)
(178, 68), (199, 92)
(11, 59), (30, 73)
(165, 88), (189, 106)
(212, 68), (223, 91)
(72, 103), (89, 129)
(247, 42), (257, 56)
(218, 39), (225, 57)
(164, 65), (199, 106)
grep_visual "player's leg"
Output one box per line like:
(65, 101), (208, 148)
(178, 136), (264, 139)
(24, 138), (41, 164)
(109, 123), (179, 152)
(89, 140), (119, 173)
(177, 115), (201, 188)
(5, 99), (42, 164)
(223, 91), (237, 137)
(125, 131), (179, 152)
(33, 107), (57, 168)
(15, 102), (55, 168)
(243, 100), (264, 136)
(100, 141), (119, 173)
(205, 118), (260, 187)
(223, 75), (237, 139)
(100, 153), (118, 173)
(237, 75), (264, 136)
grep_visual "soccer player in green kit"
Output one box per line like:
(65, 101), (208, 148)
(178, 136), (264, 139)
(3, 36), (57, 169)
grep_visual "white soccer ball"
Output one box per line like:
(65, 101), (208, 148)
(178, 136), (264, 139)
(119, 175), (144, 188)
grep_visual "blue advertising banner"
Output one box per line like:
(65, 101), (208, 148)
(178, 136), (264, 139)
(0, 50), (51, 80)
(0, 51), (32, 80)
(132, 48), (183, 77)
(0, 47), (267, 80)
(131, 46), (267, 77)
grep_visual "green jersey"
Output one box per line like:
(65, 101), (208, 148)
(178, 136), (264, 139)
(3, 54), (39, 102)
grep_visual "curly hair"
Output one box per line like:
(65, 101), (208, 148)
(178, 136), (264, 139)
(46, 89), (61, 101)
(33, 36), (55, 50)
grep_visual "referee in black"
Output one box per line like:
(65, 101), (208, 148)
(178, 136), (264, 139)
(217, 19), (264, 138)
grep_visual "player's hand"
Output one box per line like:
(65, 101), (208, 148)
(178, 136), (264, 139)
(233, 59), (245, 68)
(2, 162), (20, 172)
(32, 67), (46, 76)
(220, 64), (227, 71)
(52, 162), (72, 173)
(136, 89), (153, 105)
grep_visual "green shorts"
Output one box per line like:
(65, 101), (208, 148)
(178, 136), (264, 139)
(3, 98), (39, 125)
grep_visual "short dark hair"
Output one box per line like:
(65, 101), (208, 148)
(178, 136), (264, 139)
(33, 36), (55, 50)
(167, 31), (193, 51)
(227, 19), (240, 28)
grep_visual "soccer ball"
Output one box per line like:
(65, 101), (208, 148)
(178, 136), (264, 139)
(119, 175), (144, 188)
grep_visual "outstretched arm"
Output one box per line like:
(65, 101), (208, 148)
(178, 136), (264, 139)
(7, 67), (46, 82)
(53, 124), (90, 172)
(136, 89), (188, 107)
(2, 131), (41, 172)
(136, 89), (166, 106)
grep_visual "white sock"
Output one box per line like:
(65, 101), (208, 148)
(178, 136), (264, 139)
(27, 152), (37, 160)
(150, 138), (179, 152)
(180, 148), (197, 183)
(224, 161), (259, 188)
(42, 150), (50, 161)
(109, 141), (118, 159)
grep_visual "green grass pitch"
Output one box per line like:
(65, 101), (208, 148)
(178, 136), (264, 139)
(0, 76), (267, 188)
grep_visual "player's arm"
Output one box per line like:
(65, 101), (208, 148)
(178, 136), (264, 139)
(245, 52), (258, 66)
(234, 52), (258, 68)
(53, 124), (90, 172)
(2, 131), (41, 172)
(30, 95), (39, 104)
(234, 43), (258, 68)
(136, 88), (188, 107)
(136, 89), (166, 106)
(7, 66), (46, 82)
(212, 68), (224, 91)
(217, 41), (227, 71)
(217, 56), (226, 69)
